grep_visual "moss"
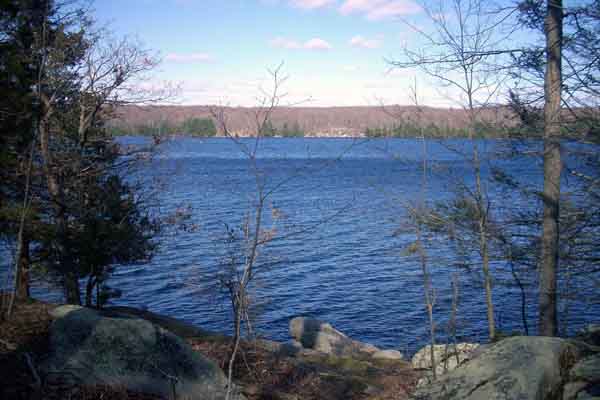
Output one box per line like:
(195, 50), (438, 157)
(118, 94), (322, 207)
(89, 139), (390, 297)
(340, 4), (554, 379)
(298, 352), (405, 397)
(327, 355), (373, 374)
(303, 354), (369, 374)
(318, 372), (370, 396)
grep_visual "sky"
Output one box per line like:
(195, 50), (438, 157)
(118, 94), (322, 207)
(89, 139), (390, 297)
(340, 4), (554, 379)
(91, 0), (511, 107)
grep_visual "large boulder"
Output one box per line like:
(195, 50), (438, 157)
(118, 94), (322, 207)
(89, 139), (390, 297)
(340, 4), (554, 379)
(411, 336), (582, 400)
(563, 353), (600, 400)
(373, 349), (404, 360)
(570, 354), (600, 382)
(42, 305), (243, 400)
(411, 342), (481, 387)
(289, 317), (379, 358)
(411, 342), (479, 377)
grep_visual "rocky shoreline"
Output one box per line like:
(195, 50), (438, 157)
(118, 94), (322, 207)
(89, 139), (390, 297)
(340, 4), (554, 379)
(2, 299), (599, 400)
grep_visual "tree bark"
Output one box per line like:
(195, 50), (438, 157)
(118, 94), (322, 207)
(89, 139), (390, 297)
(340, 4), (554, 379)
(539, 0), (563, 337)
(85, 272), (97, 308)
(469, 102), (496, 341)
(39, 98), (81, 305)
(64, 273), (81, 305)
(480, 224), (496, 340)
(10, 137), (38, 312)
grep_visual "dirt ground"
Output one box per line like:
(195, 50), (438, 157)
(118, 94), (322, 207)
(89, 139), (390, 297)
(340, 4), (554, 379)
(188, 338), (417, 400)
(0, 296), (418, 400)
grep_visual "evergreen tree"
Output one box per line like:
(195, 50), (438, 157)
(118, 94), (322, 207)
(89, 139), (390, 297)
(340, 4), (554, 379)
(1, 0), (164, 307)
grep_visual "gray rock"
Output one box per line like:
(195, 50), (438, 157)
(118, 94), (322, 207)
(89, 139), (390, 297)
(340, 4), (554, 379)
(289, 316), (379, 358)
(372, 349), (404, 360)
(277, 340), (303, 357)
(411, 336), (582, 400)
(571, 354), (600, 382)
(411, 342), (479, 379)
(255, 338), (283, 353)
(564, 381), (590, 400)
(48, 304), (85, 319)
(42, 305), (243, 400)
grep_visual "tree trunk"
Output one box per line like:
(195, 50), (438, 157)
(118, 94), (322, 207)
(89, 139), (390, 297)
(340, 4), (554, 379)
(469, 109), (496, 341)
(85, 272), (96, 307)
(480, 228), (496, 340)
(64, 273), (81, 305)
(15, 233), (31, 300)
(9, 138), (37, 313)
(539, 0), (563, 337)
(39, 99), (81, 305)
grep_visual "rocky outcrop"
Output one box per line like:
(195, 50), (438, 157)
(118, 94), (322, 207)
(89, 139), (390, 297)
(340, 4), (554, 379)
(411, 342), (479, 386)
(289, 317), (377, 358)
(570, 354), (600, 382)
(289, 316), (402, 360)
(562, 323), (600, 399)
(411, 343), (479, 371)
(373, 349), (404, 360)
(43, 305), (243, 400)
(411, 336), (582, 400)
(103, 305), (218, 340)
(563, 353), (600, 400)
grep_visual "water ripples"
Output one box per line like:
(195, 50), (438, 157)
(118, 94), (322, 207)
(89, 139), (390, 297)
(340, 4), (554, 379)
(4, 137), (597, 355)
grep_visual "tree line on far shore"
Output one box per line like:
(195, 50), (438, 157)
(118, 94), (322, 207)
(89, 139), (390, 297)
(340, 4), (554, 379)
(107, 118), (306, 138)
(364, 121), (511, 139)
(108, 115), (599, 140)
(107, 117), (218, 137)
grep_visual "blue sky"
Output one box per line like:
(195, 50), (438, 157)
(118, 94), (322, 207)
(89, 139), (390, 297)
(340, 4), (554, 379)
(92, 0), (509, 107)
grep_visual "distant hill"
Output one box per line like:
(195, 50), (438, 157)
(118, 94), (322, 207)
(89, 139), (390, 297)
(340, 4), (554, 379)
(109, 105), (518, 138)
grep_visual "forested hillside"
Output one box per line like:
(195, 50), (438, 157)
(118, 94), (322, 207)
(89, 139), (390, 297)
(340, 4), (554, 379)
(109, 105), (518, 138)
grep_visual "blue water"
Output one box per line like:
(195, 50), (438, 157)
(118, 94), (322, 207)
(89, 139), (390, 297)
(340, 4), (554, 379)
(4, 137), (598, 354)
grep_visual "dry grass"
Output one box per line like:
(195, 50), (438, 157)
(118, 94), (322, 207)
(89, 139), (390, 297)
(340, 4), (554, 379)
(189, 338), (418, 400)
(0, 295), (418, 400)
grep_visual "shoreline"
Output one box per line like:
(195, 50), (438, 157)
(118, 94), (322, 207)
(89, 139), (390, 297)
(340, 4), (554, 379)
(2, 296), (598, 400)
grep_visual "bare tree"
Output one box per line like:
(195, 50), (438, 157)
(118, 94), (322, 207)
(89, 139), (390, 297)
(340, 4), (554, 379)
(207, 64), (363, 398)
(388, 0), (518, 341)
(404, 81), (438, 380)
(209, 64), (287, 400)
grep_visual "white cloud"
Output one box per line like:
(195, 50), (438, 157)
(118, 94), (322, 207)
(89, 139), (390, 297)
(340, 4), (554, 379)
(339, 0), (420, 20)
(339, 0), (376, 14)
(289, 0), (335, 9)
(303, 38), (333, 50)
(174, 79), (263, 106)
(165, 53), (213, 63)
(270, 37), (333, 51)
(349, 35), (382, 49)
(367, 1), (421, 20)
(171, 72), (462, 108)
(343, 65), (360, 72)
(270, 37), (302, 49)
